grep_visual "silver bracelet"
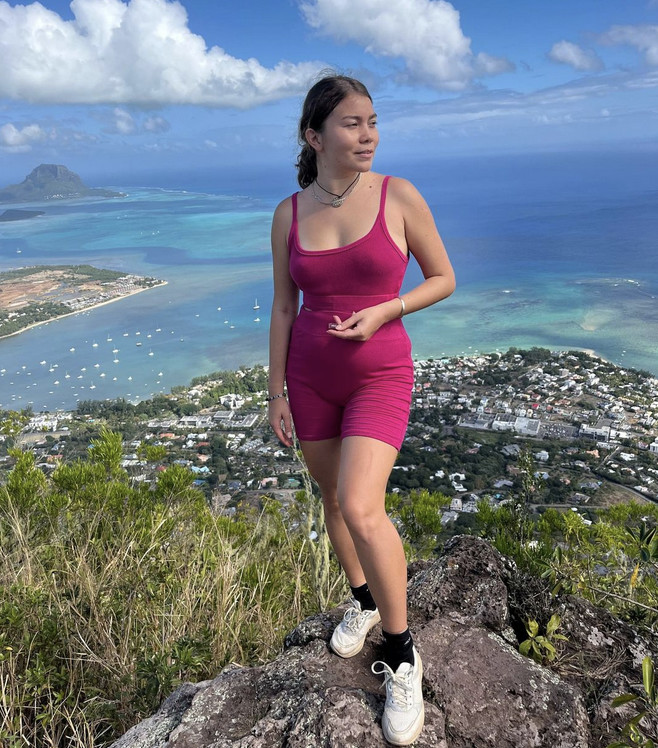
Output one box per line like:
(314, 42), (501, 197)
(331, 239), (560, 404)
(265, 392), (286, 402)
(398, 297), (406, 317)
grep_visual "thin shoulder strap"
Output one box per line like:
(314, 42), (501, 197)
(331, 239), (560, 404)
(287, 192), (299, 252)
(379, 175), (391, 215)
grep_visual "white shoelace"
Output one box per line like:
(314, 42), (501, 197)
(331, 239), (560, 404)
(342, 603), (370, 632)
(371, 661), (414, 709)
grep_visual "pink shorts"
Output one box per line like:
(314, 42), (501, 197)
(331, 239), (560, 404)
(285, 302), (414, 451)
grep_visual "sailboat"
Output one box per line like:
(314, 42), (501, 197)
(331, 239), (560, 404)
(253, 298), (260, 310)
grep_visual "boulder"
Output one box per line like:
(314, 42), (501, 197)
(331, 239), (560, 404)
(111, 536), (656, 747)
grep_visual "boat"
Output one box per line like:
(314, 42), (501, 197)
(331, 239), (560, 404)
(254, 317), (260, 323)
(253, 298), (260, 310)
(136, 342), (142, 347)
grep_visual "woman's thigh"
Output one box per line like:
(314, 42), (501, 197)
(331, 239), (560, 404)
(299, 436), (342, 498)
(337, 436), (398, 521)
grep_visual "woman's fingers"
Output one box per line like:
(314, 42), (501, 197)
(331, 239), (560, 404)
(269, 403), (294, 446)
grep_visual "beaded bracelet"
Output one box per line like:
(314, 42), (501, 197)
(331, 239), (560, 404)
(265, 392), (286, 402)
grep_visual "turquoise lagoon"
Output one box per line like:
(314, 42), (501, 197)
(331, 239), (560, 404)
(1, 152), (657, 411)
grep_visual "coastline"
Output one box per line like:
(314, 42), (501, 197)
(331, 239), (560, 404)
(0, 280), (168, 341)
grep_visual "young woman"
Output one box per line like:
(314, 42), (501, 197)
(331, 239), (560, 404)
(268, 74), (455, 746)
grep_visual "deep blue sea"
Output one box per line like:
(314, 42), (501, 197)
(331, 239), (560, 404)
(1, 150), (657, 412)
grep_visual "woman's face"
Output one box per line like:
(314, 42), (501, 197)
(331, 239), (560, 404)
(307, 93), (379, 175)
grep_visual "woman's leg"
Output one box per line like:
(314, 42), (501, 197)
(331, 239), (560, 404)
(299, 437), (366, 587)
(337, 436), (408, 635)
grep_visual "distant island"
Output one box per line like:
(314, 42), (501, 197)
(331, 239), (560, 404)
(0, 164), (125, 204)
(0, 264), (166, 338)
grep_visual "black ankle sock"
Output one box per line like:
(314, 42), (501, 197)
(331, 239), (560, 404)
(350, 583), (377, 612)
(383, 628), (415, 671)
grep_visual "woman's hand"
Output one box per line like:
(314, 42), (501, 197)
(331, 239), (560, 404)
(269, 397), (294, 447)
(326, 302), (395, 342)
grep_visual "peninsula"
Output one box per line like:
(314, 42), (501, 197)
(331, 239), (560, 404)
(0, 164), (124, 204)
(0, 265), (166, 338)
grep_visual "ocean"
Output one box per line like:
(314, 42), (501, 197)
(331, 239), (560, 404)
(1, 150), (657, 412)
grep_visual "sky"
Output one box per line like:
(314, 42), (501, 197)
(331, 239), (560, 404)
(1, 0), (658, 185)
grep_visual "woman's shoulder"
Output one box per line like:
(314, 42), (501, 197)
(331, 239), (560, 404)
(272, 194), (294, 221)
(384, 175), (426, 207)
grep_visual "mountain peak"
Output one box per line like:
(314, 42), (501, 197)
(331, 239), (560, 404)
(0, 164), (124, 204)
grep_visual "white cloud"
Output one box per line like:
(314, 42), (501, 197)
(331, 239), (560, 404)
(144, 115), (170, 133)
(598, 25), (658, 66)
(0, 0), (322, 107)
(548, 41), (603, 72)
(381, 68), (658, 139)
(112, 108), (136, 134)
(0, 123), (49, 151)
(299, 0), (513, 90)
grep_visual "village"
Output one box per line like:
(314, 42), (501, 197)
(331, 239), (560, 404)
(5, 347), (658, 527)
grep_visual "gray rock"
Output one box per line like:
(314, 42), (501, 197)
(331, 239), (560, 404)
(112, 536), (655, 748)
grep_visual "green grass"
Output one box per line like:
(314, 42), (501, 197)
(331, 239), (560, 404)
(0, 430), (343, 746)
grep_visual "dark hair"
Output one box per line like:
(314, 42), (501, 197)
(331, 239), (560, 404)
(295, 75), (372, 188)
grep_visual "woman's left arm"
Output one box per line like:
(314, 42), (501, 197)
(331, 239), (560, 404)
(328, 177), (455, 340)
(390, 176), (456, 314)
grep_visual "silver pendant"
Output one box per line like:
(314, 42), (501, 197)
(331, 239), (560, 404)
(331, 197), (344, 208)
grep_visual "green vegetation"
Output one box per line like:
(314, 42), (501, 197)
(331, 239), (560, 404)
(0, 428), (344, 747)
(610, 657), (658, 748)
(0, 301), (71, 337)
(0, 265), (125, 284)
(519, 614), (568, 665)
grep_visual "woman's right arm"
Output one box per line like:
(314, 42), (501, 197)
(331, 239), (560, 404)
(268, 198), (298, 447)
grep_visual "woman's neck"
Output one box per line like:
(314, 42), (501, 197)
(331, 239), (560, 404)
(314, 169), (361, 196)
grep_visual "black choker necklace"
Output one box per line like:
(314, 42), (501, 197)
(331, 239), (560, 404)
(312, 173), (361, 208)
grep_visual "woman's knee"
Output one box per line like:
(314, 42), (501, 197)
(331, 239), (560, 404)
(321, 491), (342, 518)
(339, 499), (387, 542)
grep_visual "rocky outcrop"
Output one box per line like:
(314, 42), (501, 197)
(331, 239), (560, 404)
(112, 536), (657, 747)
(0, 164), (124, 203)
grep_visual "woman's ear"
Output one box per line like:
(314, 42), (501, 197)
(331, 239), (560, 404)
(305, 128), (322, 152)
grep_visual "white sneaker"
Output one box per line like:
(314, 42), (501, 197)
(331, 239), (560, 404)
(329, 599), (381, 658)
(371, 647), (424, 746)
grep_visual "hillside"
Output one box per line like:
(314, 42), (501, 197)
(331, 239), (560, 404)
(0, 164), (124, 203)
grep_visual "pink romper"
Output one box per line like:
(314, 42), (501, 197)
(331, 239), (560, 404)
(286, 176), (414, 451)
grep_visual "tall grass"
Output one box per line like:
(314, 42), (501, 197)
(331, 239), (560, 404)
(0, 430), (344, 746)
